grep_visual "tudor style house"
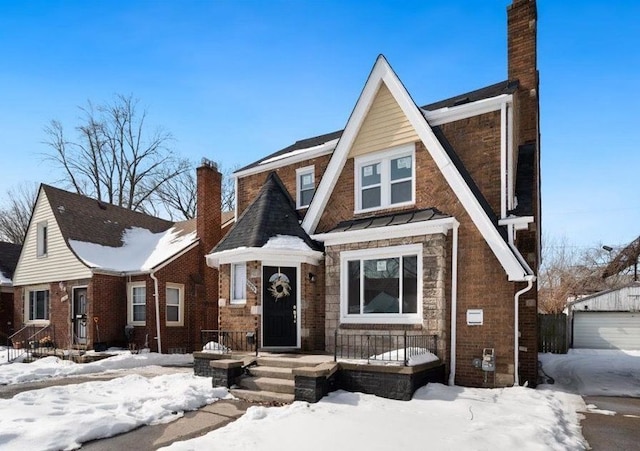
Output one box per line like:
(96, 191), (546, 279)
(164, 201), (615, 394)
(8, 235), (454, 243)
(207, 0), (540, 387)
(11, 161), (223, 353)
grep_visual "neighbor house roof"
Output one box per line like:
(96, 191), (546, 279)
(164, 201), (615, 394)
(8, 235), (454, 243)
(235, 79), (518, 174)
(212, 172), (322, 254)
(0, 241), (22, 285)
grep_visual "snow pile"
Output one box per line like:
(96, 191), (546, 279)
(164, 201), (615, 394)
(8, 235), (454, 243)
(539, 349), (640, 396)
(70, 226), (197, 272)
(0, 351), (192, 385)
(0, 269), (11, 285)
(0, 373), (229, 451)
(202, 341), (230, 354)
(163, 384), (586, 451)
(262, 235), (313, 251)
(370, 348), (439, 366)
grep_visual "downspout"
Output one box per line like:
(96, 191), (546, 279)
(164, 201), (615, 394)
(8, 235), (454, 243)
(150, 271), (162, 354)
(513, 276), (534, 386)
(448, 220), (459, 386)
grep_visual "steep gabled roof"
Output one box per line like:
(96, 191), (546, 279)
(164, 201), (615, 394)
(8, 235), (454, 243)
(42, 184), (174, 248)
(212, 172), (322, 254)
(302, 55), (533, 282)
(0, 241), (22, 284)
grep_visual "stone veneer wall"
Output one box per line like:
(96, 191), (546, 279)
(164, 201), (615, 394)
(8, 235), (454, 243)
(324, 233), (449, 364)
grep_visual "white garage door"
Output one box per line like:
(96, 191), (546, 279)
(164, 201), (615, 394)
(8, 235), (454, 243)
(573, 312), (640, 350)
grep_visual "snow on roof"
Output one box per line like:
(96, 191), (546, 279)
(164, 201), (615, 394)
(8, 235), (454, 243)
(0, 270), (11, 286)
(258, 138), (339, 165)
(262, 235), (313, 252)
(70, 226), (197, 273)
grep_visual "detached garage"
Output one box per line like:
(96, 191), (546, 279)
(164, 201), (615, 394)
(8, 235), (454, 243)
(569, 283), (640, 350)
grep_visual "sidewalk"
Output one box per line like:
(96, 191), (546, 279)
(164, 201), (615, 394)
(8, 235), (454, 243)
(80, 398), (254, 450)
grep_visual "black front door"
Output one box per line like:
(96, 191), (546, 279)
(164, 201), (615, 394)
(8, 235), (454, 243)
(262, 266), (297, 347)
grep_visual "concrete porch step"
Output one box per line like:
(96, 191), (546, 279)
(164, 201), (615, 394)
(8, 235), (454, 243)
(248, 365), (294, 380)
(257, 355), (331, 369)
(237, 376), (295, 395)
(230, 388), (294, 405)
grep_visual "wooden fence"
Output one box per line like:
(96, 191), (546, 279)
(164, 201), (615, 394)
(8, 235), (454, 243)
(538, 313), (568, 354)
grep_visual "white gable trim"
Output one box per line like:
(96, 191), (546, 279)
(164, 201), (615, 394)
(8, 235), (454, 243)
(422, 94), (512, 126)
(206, 247), (323, 268)
(302, 55), (532, 282)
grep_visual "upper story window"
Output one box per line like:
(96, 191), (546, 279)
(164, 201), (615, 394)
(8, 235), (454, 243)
(231, 262), (247, 304)
(128, 282), (146, 325)
(36, 221), (48, 257)
(27, 287), (49, 322)
(296, 166), (315, 209)
(355, 145), (415, 213)
(166, 283), (184, 326)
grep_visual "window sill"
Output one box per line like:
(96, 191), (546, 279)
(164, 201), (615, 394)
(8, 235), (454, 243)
(340, 315), (422, 325)
(227, 302), (247, 309)
(25, 320), (50, 326)
(166, 322), (184, 327)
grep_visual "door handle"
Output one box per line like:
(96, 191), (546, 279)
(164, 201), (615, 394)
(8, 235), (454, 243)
(293, 306), (297, 324)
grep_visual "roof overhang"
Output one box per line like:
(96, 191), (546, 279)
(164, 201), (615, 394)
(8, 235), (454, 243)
(206, 247), (324, 268)
(313, 217), (457, 247)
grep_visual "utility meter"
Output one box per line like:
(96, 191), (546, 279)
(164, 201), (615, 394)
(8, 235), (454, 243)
(481, 348), (495, 372)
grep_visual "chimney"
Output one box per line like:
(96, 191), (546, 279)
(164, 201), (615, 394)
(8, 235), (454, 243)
(507, 0), (539, 145)
(197, 158), (222, 253)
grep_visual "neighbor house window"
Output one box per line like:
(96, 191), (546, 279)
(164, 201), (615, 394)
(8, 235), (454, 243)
(231, 262), (247, 304)
(296, 166), (315, 209)
(128, 282), (146, 325)
(166, 283), (184, 326)
(36, 221), (48, 257)
(355, 145), (414, 212)
(27, 288), (49, 322)
(341, 244), (421, 324)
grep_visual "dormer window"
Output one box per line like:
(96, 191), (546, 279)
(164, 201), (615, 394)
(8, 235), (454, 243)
(296, 166), (315, 209)
(355, 144), (415, 213)
(37, 221), (48, 257)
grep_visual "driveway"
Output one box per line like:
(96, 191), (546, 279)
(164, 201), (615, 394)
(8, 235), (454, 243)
(581, 397), (640, 451)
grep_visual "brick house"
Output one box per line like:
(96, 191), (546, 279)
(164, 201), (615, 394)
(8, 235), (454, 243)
(207, 0), (540, 387)
(0, 241), (21, 338)
(11, 161), (223, 353)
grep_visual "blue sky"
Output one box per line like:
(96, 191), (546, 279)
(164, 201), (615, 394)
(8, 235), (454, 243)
(0, 0), (638, 249)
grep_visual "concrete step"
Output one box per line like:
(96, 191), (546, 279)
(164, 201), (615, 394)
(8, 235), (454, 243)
(248, 365), (294, 380)
(230, 388), (294, 405)
(237, 376), (295, 395)
(257, 357), (323, 369)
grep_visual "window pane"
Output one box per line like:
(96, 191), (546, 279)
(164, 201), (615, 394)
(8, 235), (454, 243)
(391, 156), (412, 180)
(347, 261), (360, 314)
(361, 163), (380, 187)
(300, 173), (314, 190)
(167, 287), (179, 305)
(133, 286), (146, 304)
(363, 258), (399, 313)
(362, 186), (381, 209)
(133, 305), (146, 322)
(402, 256), (418, 314)
(233, 263), (246, 300)
(300, 188), (314, 207)
(167, 305), (179, 322)
(391, 180), (412, 204)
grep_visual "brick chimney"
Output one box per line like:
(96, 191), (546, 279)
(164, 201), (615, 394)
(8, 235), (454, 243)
(196, 159), (222, 253)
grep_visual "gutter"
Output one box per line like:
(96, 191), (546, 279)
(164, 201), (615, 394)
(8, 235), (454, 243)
(150, 271), (162, 354)
(513, 276), (535, 386)
(448, 221), (460, 386)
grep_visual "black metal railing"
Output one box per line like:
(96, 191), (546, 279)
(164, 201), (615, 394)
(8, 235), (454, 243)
(200, 329), (258, 356)
(7, 324), (56, 362)
(334, 331), (438, 366)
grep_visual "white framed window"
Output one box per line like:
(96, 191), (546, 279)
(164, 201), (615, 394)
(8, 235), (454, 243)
(166, 283), (184, 326)
(231, 262), (247, 304)
(127, 282), (146, 325)
(340, 244), (422, 324)
(355, 145), (415, 213)
(26, 286), (49, 323)
(296, 166), (315, 209)
(36, 221), (48, 257)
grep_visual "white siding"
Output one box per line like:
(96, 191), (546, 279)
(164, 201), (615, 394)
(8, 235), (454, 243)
(13, 190), (92, 286)
(572, 285), (640, 312)
(574, 312), (640, 350)
(348, 83), (418, 158)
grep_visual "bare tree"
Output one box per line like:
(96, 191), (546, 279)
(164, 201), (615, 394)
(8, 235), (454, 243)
(0, 182), (38, 244)
(43, 94), (189, 215)
(538, 234), (629, 313)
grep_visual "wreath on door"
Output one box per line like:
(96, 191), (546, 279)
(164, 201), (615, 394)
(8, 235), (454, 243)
(268, 272), (291, 300)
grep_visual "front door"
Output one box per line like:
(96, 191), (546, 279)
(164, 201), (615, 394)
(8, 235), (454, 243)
(262, 266), (297, 347)
(73, 287), (88, 344)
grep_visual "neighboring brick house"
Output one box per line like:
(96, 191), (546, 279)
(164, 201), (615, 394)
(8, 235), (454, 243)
(12, 161), (223, 353)
(207, 0), (540, 387)
(0, 241), (22, 338)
